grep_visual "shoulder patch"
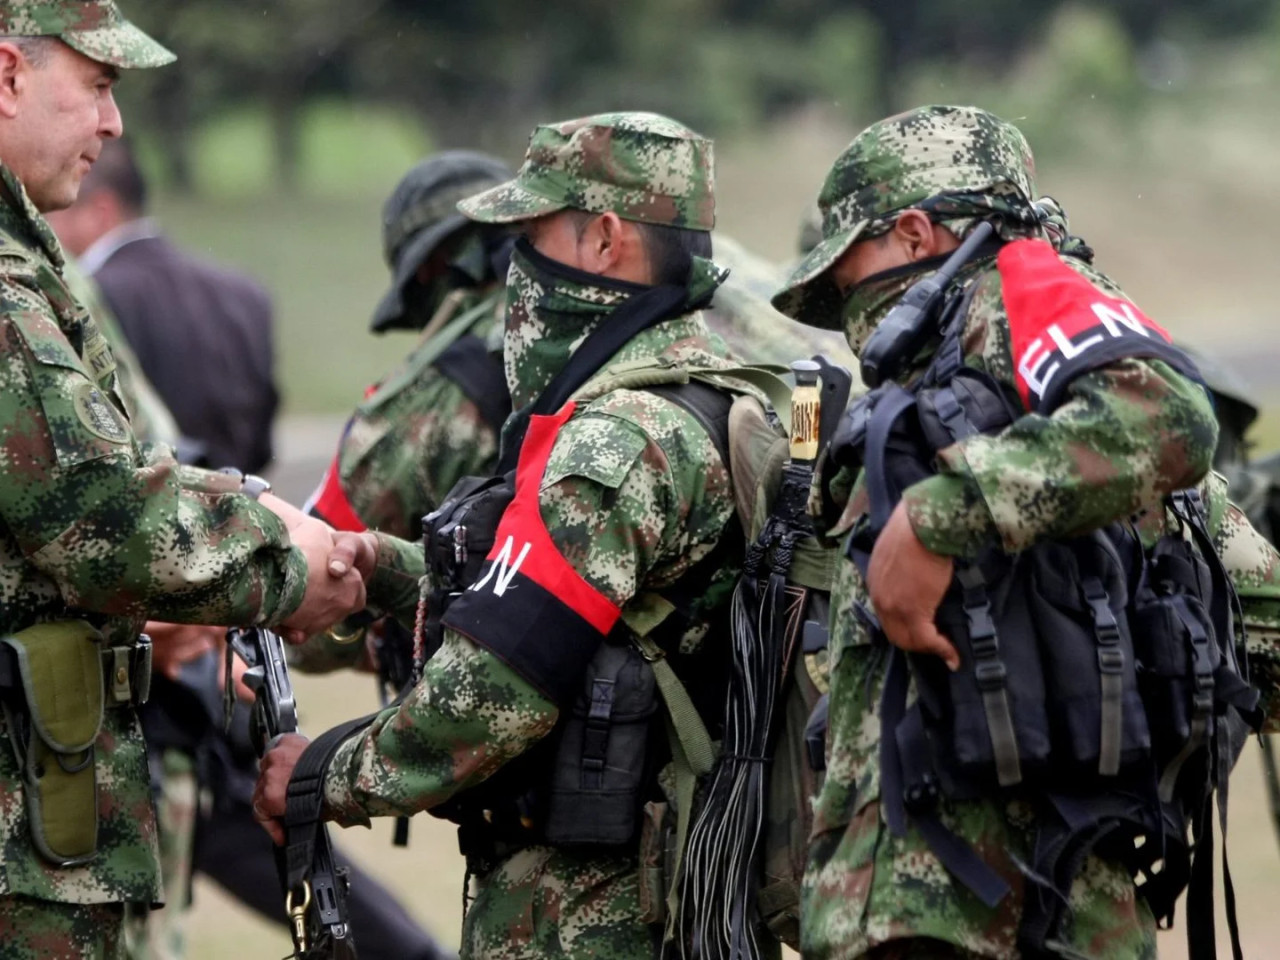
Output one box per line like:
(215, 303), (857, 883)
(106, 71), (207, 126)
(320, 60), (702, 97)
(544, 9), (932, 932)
(72, 382), (130, 443)
(999, 239), (1185, 412)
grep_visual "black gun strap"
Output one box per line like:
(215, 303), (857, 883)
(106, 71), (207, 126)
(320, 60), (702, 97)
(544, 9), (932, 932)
(284, 712), (380, 891)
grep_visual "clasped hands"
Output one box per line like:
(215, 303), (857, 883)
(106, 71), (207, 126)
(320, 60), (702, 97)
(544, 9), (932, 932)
(260, 493), (379, 642)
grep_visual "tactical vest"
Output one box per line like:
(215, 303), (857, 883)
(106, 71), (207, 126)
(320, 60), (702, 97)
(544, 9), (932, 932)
(829, 243), (1262, 959)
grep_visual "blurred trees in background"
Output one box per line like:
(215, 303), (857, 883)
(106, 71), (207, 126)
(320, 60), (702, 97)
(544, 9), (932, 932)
(118, 0), (1280, 194)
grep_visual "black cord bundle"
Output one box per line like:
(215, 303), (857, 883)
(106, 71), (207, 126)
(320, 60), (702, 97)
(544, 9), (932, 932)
(680, 462), (813, 960)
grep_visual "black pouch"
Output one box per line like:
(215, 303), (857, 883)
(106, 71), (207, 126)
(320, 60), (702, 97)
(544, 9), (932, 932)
(543, 635), (659, 845)
(1029, 532), (1150, 777)
(1129, 538), (1219, 768)
(920, 554), (1052, 790)
(420, 472), (516, 659)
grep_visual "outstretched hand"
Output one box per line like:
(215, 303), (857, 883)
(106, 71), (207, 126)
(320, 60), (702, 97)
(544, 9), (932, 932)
(866, 501), (960, 671)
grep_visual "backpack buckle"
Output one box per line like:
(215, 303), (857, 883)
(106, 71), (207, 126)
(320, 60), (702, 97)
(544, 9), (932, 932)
(1097, 647), (1125, 675)
(903, 773), (941, 815)
(974, 659), (1007, 691)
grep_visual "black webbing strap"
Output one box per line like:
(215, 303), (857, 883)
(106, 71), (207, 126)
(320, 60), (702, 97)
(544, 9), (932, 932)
(283, 712), (381, 891)
(863, 384), (917, 534)
(435, 333), (512, 435)
(879, 645), (1010, 909)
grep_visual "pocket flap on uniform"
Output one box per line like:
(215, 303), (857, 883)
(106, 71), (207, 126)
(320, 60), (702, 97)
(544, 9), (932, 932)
(541, 415), (648, 491)
(3, 620), (105, 753)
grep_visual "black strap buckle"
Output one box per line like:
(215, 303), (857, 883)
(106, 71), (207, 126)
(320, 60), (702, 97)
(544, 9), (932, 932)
(974, 659), (1008, 691)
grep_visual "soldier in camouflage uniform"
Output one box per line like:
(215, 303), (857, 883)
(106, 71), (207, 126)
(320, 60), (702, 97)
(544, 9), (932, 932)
(257, 112), (759, 960)
(771, 105), (1280, 959)
(0, 5), (366, 956)
(307, 151), (516, 545)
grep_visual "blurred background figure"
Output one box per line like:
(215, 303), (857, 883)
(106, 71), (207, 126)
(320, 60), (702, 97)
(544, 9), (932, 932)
(47, 137), (277, 472)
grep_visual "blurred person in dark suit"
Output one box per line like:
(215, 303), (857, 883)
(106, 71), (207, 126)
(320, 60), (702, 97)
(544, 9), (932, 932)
(46, 136), (277, 472)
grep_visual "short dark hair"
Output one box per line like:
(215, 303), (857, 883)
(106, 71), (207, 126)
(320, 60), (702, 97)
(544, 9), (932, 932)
(633, 220), (712, 286)
(80, 137), (147, 215)
(0, 36), (56, 68)
(566, 210), (712, 286)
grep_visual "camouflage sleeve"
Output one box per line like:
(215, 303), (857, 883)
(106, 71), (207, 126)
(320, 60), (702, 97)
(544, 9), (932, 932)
(904, 357), (1217, 558)
(0, 294), (308, 626)
(323, 402), (728, 823)
(338, 359), (500, 539)
(1213, 490), (1280, 732)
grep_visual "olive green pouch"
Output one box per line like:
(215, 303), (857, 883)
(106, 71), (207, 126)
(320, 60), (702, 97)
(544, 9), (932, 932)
(2, 620), (105, 866)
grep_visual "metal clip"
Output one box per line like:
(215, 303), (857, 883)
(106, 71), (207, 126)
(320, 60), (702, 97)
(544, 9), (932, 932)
(286, 881), (312, 954)
(453, 524), (468, 567)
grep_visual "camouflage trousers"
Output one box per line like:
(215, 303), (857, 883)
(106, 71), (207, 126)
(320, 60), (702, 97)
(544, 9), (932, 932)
(0, 894), (149, 959)
(460, 845), (657, 960)
(125, 748), (198, 960)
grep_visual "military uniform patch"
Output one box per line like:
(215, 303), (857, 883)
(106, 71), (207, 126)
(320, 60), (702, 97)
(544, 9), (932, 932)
(81, 325), (117, 385)
(72, 382), (129, 443)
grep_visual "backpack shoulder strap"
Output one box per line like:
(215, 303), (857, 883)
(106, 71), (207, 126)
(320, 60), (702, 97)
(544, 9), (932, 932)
(435, 333), (511, 434)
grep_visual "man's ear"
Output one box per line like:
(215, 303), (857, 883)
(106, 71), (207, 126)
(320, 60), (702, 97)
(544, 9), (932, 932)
(581, 211), (625, 274)
(891, 209), (939, 261)
(0, 43), (25, 120)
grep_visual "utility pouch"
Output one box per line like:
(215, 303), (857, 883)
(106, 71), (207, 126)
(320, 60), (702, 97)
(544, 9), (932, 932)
(1129, 537), (1219, 769)
(1030, 532), (1150, 777)
(923, 556), (1052, 790)
(1, 621), (105, 866)
(543, 636), (658, 845)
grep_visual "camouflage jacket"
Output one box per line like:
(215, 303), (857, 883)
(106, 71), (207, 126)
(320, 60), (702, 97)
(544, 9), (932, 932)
(0, 165), (307, 905)
(318, 288), (504, 540)
(805, 249), (1280, 960)
(323, 283), (745, 958)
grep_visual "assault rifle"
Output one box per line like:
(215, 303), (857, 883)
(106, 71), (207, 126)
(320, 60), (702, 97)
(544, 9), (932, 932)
(226, 627), (358, 959)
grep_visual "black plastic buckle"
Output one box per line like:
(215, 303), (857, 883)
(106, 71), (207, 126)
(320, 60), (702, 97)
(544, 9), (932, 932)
(965, 600), (997, 645)
(1097, 647), (1125, 675)
(974, 659), (1007, 691)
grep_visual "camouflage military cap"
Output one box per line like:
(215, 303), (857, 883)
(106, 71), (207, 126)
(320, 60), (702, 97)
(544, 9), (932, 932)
(372, 150), (514, 332)
(773, 105), (1036, 328)
(458, 111), (715, 230)
(0, 0), (175, 69)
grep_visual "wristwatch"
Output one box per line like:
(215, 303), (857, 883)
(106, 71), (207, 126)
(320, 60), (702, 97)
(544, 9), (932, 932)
(218, 467), (273, 500)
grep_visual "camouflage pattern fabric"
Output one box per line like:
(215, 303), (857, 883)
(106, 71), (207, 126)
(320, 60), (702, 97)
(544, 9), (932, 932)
(336, 289), (503, 540)
(123, 749), (195, 960)
(773, 105), (1038, 329)
(0, 160), (306, 917)
(60, 259), (181, 450)
(0, 0), (174, 69)
(0, 894), (140, 959)
(324, 257), (746, 960)
(459, 112), (715, 230)
(708, 234), (857, 372)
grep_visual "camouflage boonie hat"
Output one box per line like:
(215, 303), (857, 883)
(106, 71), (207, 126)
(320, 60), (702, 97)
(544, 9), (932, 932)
(772, 105), (1036, 328)
(0, 0), (175, 69)
(458, 111), (715, 230)
(372, 150), (514, 332)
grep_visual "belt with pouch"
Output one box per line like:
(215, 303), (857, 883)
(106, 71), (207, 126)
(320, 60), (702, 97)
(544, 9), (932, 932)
(0, 631), (152, 708)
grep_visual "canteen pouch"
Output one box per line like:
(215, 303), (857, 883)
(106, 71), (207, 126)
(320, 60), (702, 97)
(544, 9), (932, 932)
(1, 621), (105, 866)
(543, 636), (659, 845)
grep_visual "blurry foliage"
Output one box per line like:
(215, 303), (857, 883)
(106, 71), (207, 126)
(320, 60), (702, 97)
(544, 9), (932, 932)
(113, 0), (1280, 195)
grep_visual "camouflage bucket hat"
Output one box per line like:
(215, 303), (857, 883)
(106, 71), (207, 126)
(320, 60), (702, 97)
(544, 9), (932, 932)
(458, 111), (715, 230)
(372, 150), (514, 332)
(0, 0), (175, 69)
(772, 105), (1036, 329)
